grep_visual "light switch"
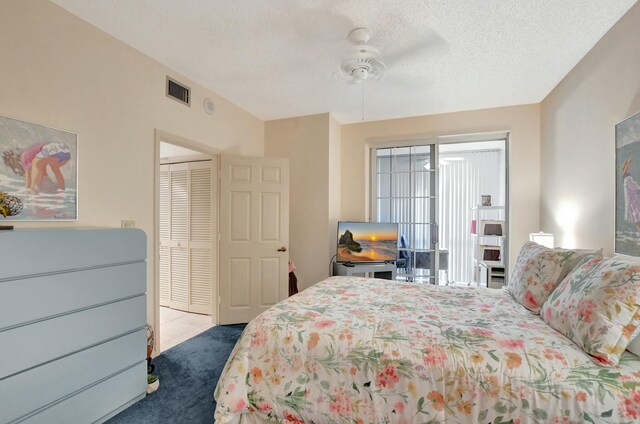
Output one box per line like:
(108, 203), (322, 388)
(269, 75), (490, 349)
(121, 220), (136, 228)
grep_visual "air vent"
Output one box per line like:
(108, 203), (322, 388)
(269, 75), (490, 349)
(166, 76), (191, 106)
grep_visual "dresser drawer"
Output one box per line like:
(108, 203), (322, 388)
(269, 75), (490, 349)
(0, 228), (146, 280)
(19, 361), (147, 424)
(0, 296), (146, 379)
(0, 329), (145, 423)
(0, 262), (146, 331)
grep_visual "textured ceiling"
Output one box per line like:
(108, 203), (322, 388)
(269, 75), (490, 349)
(51, 0), (637, 124)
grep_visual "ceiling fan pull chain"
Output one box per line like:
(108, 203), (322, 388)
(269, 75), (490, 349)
(361, 81), (364, 121)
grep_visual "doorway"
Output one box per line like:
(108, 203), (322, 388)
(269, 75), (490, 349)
(154, 131), (219, 353)
(438, 140), (507, 286)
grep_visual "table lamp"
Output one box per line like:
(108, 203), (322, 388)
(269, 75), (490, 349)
(529, 232), (555, 248)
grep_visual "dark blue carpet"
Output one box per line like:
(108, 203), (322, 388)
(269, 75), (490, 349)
(107, 324), (246, 424)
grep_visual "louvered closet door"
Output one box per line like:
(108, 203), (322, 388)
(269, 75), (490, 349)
(188, 161), (214, 315)
(159, 165), (170, 307)
(169, 163), (190, 311)
(158, 161), (215, 314)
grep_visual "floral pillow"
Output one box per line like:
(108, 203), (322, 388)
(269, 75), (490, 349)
(540, 255), (640, 366)
(507, 241), (583, 313)
(556, 247), (603, 280)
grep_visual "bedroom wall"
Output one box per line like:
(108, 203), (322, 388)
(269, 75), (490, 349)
(265, 113), (336, 290)
(340, 104), (541, 270)
(0, 1), (264, 331)
(540, 2), (640, 253)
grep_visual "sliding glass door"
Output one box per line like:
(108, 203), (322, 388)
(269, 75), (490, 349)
(373, 143), (440, 284)
(372, 136), (509, 286)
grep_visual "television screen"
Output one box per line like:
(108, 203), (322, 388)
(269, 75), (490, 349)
(336, 221), (398, 263)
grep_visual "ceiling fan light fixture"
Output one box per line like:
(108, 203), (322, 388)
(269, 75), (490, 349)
(340, 58), (385, 82)
(351, 67), (369, 81)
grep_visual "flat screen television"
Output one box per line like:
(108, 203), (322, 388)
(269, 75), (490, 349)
(336, 221), (398, 263)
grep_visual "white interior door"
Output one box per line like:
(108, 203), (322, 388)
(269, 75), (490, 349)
(219, 155), (289, 324)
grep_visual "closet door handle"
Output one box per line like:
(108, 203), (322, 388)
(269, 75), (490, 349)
(277, 247), (287, 252)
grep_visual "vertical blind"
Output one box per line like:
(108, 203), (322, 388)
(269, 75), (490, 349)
(438, 149), (504, 282)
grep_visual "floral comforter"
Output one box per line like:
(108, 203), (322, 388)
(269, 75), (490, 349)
(214, 276), (640, 424)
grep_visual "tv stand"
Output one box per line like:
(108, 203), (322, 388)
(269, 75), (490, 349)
(333, 262), (396, 281)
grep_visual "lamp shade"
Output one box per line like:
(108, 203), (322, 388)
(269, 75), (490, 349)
(529, 232), (555, 248)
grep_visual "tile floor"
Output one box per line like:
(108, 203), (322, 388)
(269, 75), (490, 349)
(159, 306), (215, 353)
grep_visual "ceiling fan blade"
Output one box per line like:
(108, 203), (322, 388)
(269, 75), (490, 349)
(379, 73), (434, 92)
(385, 31), (449, 66)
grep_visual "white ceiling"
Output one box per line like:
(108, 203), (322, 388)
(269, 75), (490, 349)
(51, 0), (637, 124)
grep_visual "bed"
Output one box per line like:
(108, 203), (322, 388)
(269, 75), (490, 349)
(214, 276), (640, 424)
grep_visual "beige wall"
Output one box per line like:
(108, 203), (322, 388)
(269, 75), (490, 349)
(0, 1), (264, 331)
(540, 2), (640, 253)
(340, 104), (541, 268)
(265, 114), (332, 289)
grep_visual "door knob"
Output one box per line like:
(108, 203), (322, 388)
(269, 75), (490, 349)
(277, 247), (287, 252)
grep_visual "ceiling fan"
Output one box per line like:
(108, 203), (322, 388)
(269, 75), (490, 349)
(338, 27), (448, 120)
(340, 28), (386, 83)
(339, 26), (447, 84)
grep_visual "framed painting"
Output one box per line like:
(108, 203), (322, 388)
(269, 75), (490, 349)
(616, 111), (640, 255)
(0, 115), (77, 221)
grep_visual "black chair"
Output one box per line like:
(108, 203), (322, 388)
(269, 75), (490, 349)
(396, 235), (411, 271)
(396, 234), (449, 284)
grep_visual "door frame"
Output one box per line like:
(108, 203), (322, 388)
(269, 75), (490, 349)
(153, 129), (220, 354)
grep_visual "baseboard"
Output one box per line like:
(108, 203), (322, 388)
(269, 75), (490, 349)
(94, 393), (146, 424)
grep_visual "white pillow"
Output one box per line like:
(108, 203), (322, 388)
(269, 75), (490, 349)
(628, 335), (640, 357)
